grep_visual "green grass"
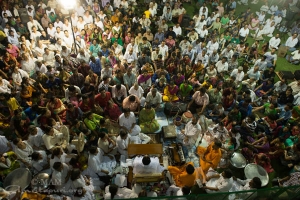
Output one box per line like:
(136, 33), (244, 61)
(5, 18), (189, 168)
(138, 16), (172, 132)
(182, 1), (300, 80)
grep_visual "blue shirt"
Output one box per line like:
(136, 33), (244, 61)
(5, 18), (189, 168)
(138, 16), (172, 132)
(24, 107), (38, 121)
(45, 78), (62, 89)
(89, 58), (102, 73)
(231, 1), (236, 9)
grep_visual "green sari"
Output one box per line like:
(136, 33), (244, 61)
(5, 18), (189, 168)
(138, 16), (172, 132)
(0, 151), (20, 177)
(139, 108), (160, 133)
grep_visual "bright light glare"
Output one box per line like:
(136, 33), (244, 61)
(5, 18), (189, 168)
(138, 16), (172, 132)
(60, 0), (76, 10)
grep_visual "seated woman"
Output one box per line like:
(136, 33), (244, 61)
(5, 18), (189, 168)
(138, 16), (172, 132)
(179, 81), (193, 101)
(47, 96), (67, 124)
(254, 153), (274, 173)
(173, 72), (185, 86)
(163, 80), (179, 102)
(98, 132), (117, 156)
(154, 76), (167, 93)
(248, 15), (260, 30)
(0, 151), (20, 178)
(254, 78), (274, 97)
(105, 99), (122, 122)
(280, 143), (300, 169)
(138, 70), (152, 92)
(31, 151), (50, 175)
(20, 78), (37, 107)
(139, 104), (160, 133)
(196, 140), (222, 174)
(168, 163), (197, 188)
(247, 134), (271, 153)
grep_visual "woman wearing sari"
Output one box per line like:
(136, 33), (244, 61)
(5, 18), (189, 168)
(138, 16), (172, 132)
(196, 140), (222, 174)
(249, 15), (260, 30)
(105, 99), (122, 121)
(47, 96), (66, 124)
(0, 151), (20, 178)
(139, 105), (160, 133)
(163, 81), (179, 102)
(89, 39), (101, 57)
(138, 70), (152, 92)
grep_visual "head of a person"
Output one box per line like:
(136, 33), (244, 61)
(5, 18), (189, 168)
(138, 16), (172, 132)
(120, 129), (128, 140)
(123, 108), (131, 118)
(89, 146), (98, 155)
(53, 162), (63, 171)
(213, 139), (222, 150)
(142, 155), (151, 165)
(250, 177), (262, 189)
(222, 169), (233, 179)
(186, 164), (195, 175)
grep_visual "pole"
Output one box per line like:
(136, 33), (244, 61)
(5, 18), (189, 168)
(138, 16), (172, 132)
(70, 14), (77, 54)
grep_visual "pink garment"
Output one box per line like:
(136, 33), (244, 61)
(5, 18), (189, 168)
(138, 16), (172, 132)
(249, 18), (260, 30)
(6, 45), (19, 58)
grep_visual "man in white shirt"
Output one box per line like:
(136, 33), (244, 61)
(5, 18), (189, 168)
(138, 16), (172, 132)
(43, 48), (55, 66)
(179, 116), (201, 147)
(215, 57), (229, 73)
(159, 41), (169, 60)
(133, 155), (165, 175)
(206, 38), (219, 55)
(129, 83), (145, 107)
(199, 25), (208, 41)
(268, 34), (281, 49)
(119, 109), (141, 136)
(203, 169), (233, 193)
(0, 136), (12, 154)
(286, 49), (300, 65)
(27, 125), (44, 150)
(239, 24), (249, 42)
(220, 45), (234, 59)
(145, 88), (163, 110)
(123, 48), (138, 64)
(27, 16), (44, 34)
(166, 185), (191, 197)
(42, 126), (63, 151)
(63, 30), (74, 50)
(173, 23), (182, 36)
(285, 33), (299, 52)
(112, 84), (127, 106)
(52, 162), (73, 193)
(230, 177), (262, 199)
(54, 26), (64, 40)
(230, 66), (245, 84)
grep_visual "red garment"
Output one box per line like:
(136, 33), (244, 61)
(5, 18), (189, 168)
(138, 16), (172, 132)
(79, 99), (94, 112)
(95, 92), (111, 107)
(105, 103), (122, 121)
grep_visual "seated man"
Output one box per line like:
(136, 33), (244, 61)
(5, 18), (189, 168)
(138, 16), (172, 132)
(122, 95), (141, 115)
(179, 115), (201, 148)
(133, 155), (165, 174)
(168, 162), (197, 188)
(145, 88), (163, 111)
(42, 126), (64, 151)
(119, 108), (141, 136)
(196, 140), (222, 173)
(203, 169), (233, 193)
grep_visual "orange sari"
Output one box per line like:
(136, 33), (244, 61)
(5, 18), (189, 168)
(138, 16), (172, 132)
(196, 142), (222, 173)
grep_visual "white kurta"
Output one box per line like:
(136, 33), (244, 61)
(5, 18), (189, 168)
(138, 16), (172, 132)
(133, 156), (165, 174)
(118, 112), (141, 136)
(42, 129), (63, 150)
(14, 141), (33, 164)
(27, 127), (44, 148)
(183, 121), (201, 146)
(52, 163), (72, 194)
(206, 174), (233, 193)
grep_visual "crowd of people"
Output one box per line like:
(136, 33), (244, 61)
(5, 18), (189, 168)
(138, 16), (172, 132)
(0, 0), (300, 199)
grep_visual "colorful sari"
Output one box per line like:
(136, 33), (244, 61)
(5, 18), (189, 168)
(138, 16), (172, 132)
(0, 151), (20, 177)
(139, 108), (160, 133)
(47, 98), (66, 122)
(163, 85), (179, 102)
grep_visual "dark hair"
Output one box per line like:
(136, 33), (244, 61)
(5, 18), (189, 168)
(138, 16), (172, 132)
(70, 169), (81, 181)
(109, 185), (119, 199)
(223, 169), (233, 178)
(252, 177), (262, 189)
(123, 108), (130, 113)
(31, 152), (40, 161)
(186, 164), (195, 174)
(120, 129), (128, 137)
(89, 146), (98, 154)
(199, 87), (206, 93)
(182, 186), (191, 195)
(129, 95), (136, 102)
(51, 147), (62, 159)
(214, 140), (222, 148)
(99, 132), (106, 139)
(13, 137), (21, 145)
(142, 156), (151, 165)
(53, 162), (62, 171)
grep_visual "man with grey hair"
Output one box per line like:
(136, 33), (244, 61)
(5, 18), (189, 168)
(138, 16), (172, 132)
(145, 88), (163, 111)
